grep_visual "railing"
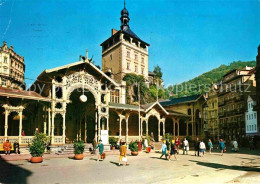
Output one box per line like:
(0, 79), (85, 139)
(7, 136), (19, 143)
(54, 136), (63, 144)
(0, 137), (4, 144)
(21, 136), (34, 144)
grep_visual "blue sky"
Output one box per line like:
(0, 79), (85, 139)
(1, 0), (260, 87)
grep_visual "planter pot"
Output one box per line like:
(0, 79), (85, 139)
(112, 146), (115, 150)
(146, 146), (151, 153)
(30, 157), (43, 163)
(131, 151), (138, 156)
(74, 154), (84, 160)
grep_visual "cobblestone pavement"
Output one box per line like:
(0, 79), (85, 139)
(0, 149), (260, 184)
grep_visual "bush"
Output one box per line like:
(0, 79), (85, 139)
(129, 141), (139, 152)
(74, 141), (85, 154)
(29, 133), (49, 157)
(109, 137), (118, 147)
(163, 133), (173, 142)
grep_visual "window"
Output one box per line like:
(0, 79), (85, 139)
(247, 115), (248, 120)
(127, 51), (130, 58)
(3, 57), (7, 63)
(3, 67), (7, 73)
(1, 79), (6, 86)
(141, 68), (144, 74)
(127, 63), (130, 70)
(135, 65), (138, 72)
(142, 57), (144, 64)
(110, 90), (119, 103)
(255, 124), (257, 131)
(135, 54), (138, 61)
(254, 113), (256, 119)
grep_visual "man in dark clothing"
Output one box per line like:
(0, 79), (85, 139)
(13, 140), (20, 154)
(195, 137), (200, 156)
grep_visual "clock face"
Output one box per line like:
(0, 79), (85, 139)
(79, 95), (87, 102)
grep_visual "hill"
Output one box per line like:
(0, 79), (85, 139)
(166, 61), (256, 98)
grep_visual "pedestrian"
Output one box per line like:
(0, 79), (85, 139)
(21, 130), (25, 136)
(195, 137), (200, 156)
(13, 140), (20, 154)
(233, 139), (238, 152)
(176, 137), (180, 154)
(219, 139), (225, 156)
(95, 139), (104, 161)
(34, 128), (39, 135)
(183, 138), (189, 155)
(144, 138), (148, 148)
(249, 137), (255, 150)
(208, 139), (213, 154)
(160, 141), (168, 160)
(166, 139), (170, 156)
(3, 139), (12, 155)
(199, 140), (206, 157)
(118, 142), (128, 166)
(169, 140), (178, 161)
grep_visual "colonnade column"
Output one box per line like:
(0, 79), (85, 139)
(51, 112), (55, 144)
(146, 120), (148, 137)
(62, 113), (66, 144)
(126, 117), (129, 144)
(119, 115), (122, 141)
(173, 118), (176, 138)
(18, 110), (23, 144)
(4, 109), (9, 141)
(177, 119), (180, 137)
(98, 115), (101, 140)
(163, 121), (165, 137)
(95, 111), (98, 141)
(158, 120), (160, 142)
(48, 108), (51, 136)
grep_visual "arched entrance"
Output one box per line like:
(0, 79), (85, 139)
(142, 120), (146, 136)
(109, 111), (119, 136)
(65, 88), (96, 143)
(128, 113), (138, 136)
(148, 116), (158, 142)
(179, 119), (186, 136)
(165, 118), (173, 135)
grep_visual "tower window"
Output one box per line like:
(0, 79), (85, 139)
(4, 57), (7, 63)
(135, 65), (138, 72)
(135, 54), (138, 61)
(127, 63), (130, 70)
(127, 51), (130, 58)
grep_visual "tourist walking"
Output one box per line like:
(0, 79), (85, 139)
(169, 140), (178, 161)
(95, 139), (104, 161)
(183, 138), (189, 155)
(176, 137), (180, 154)
(219, 139), (225, 156)
(13, 140), (20, 154)
(232, 139), (238, 152)
(195, 137), (200, 156)
(166, 139), (170, 156)
(208, 139), (213, 154)
(199, 140), (206, 157)
(118, 142), (128, 166)
(3, 140), (12, 155)
(160, 141), (168, 160)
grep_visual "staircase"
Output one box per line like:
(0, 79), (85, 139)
(56, 144), (93, 155)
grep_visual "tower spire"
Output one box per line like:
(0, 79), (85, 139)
(120, 0), (130, 30)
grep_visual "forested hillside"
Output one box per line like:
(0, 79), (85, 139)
(166, 61), (256, 98)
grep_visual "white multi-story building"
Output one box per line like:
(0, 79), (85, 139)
(245, 95), (258, 136)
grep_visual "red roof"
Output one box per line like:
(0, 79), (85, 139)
(0, 87), (51, 102)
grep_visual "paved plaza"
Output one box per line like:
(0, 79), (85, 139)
(0, 149), (260, 184)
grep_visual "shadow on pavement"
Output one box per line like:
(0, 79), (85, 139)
(190, 160), (260, 172)
(0, 158), (32, 183)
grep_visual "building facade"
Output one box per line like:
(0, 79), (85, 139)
(255, 45), (260, 135)
(218, 67), (256, 142)
(101, 5), (149, 84)
(203, 84), (219, 140)
(245, 95), (258, 136)
(0, 42), (25, 90)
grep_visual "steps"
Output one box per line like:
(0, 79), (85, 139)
(56, 144), (93, 155)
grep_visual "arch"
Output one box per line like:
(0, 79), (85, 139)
(7, 111), (19, 136)
(165, 118), (173, 134)
(160, 122), (163, 136)
(188, 123), (192, 136)
(179, 119), (186, 136)
(148, 115), (159, 142)
(109, 111), (119, 136)
(66, 84), (99, 105)
(128, 113), (139, 136)
(121, 119), (126, 136)
(142, 120), (146, 135)
(54, 113), (63, 136)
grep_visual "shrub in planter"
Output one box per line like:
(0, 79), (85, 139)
(109, 137), (118, 150)
(129, 141), (139, 156)
(29, 133), (49, 163)
(74, 141), (85, 160)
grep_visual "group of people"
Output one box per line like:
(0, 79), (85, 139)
(2, 140), (20, 155)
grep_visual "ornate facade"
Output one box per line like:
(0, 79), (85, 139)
(0, 41), (25, 90)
